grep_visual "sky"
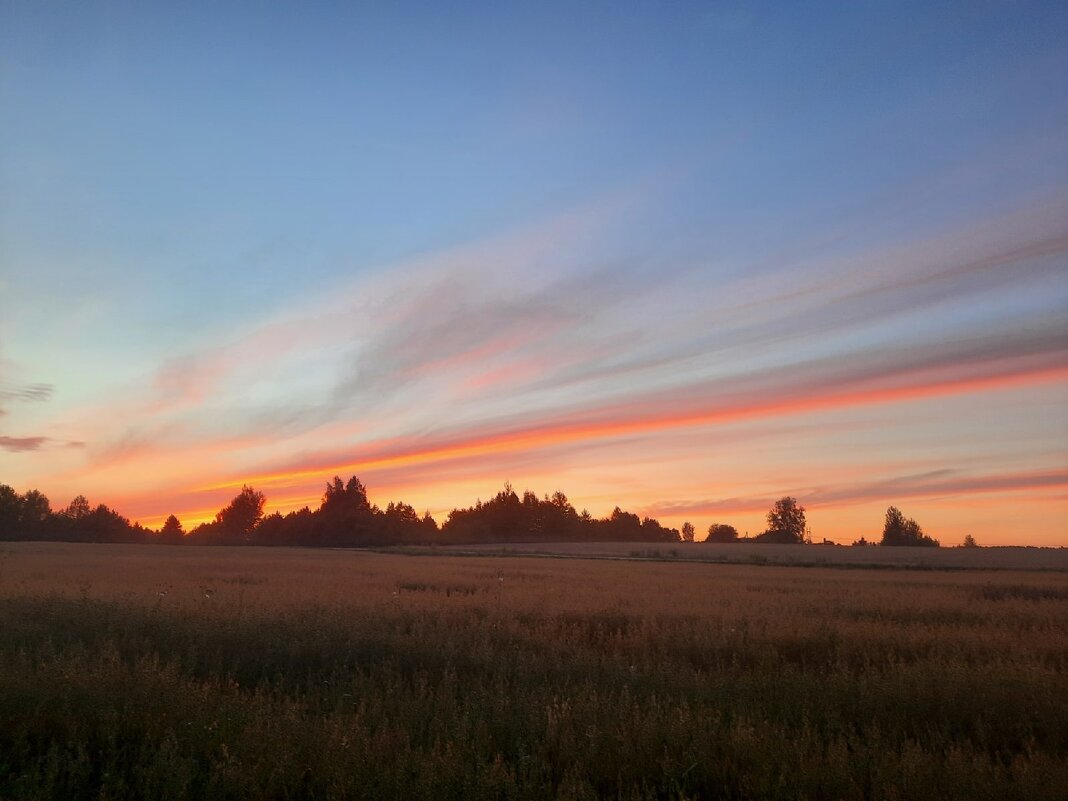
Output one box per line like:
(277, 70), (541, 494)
(1, 1), (1066, 545)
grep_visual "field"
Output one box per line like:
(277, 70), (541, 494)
(392, 541), (1068, 571)
(1, 543), (1066, 800)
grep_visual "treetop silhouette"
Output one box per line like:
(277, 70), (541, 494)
(0, 479), (942, 548)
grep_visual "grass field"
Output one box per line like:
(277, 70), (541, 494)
(389, 541), (1068, 571)
(1, 542), (1066, 800)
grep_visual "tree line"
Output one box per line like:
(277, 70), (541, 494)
(693, 500), (942, 547)
(0, 478), (677, 547)
(0, 478), (943, 547)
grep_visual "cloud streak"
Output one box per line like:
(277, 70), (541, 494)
(0, 374), (62, 454)
(198, 314), (1067, 494)
(0, 435), (47, 452)
(74, 191), (1068, 467)
(0, 382), (53, 403)
(642, 468), (1068, 518)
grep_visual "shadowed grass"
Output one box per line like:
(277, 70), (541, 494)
(0, 544), (1065, 800)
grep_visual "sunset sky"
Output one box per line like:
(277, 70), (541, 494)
(1, 2), (1066, 545)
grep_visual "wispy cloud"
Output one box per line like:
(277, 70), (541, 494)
(0, 435), (47, 452)
(0, 382), (53, 403)
(642, 468), (1068, 518)
(0, 378), (54, 419)
(71, 191), (1068, 470)
(541, 195), (1068, 392)
(0, 374), (61, 453)
(195, 312), (1066, 496)
(0, 435), (86, 453)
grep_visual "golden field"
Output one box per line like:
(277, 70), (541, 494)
(1, 542), (1066, 800)
(392, 541), (1068, 571)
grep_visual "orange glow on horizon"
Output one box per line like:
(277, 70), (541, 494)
(99, 364), (1068, 547)
(196, 362), (1068, 495)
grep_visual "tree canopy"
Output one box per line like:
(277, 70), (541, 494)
(0, 479), (944, 550)
(442, 487), (678, 544)
(754, 497), (806, 543)
(159, 515), (185, 544)
(705, 523), (740, 543)
(881, 506), (939, 547)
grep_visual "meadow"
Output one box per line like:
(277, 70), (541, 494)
(392, 541), (1068, 571)
(1, 543), (1066, 800)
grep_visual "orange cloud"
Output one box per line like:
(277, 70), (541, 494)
(642, 468), (1068, 518)
(199, 358), (1068, 495)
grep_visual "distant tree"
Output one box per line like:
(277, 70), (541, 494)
(0, 485), (143, 543)
(253, 511), (286, 546)
(705, 523), (740, 543)
(755, 497), (806, 543)
(315, 476), (379, 544)
(641, 516), (680, 543)
(0, 484), (21, 539)
(881, 506), (939, 547)
(385, 501), (420, 525)
(550, 491), (571, 511)
(64, 495), (91, 520)
(851, 536), (870, 547)
(380, 501), (435, 545)
(159, 514), (185, 544)
(214, 486), (266, 542)
(83, 503), (139, 543)
(962, 534), (978, 548)
(254, 506), (315, 546)
(597, 507), (643, 541)
(19, 490), (51, 536)
(441, 488), (675, 544)
(321, 476), (373, 518)
(681, 521), (695, 542)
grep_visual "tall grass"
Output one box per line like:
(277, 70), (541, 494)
(0, 543), (1065, 800)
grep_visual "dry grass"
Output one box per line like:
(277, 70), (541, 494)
(400, 541), (1068, 571)
(1, 542), (1066, 800)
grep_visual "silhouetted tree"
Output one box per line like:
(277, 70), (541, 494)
(209, 486), (266, 543)
(0, 485), (144, 543)
(642, 516), (681, 542)
(380, 501), (438, 544)
(705, 523), (740, 543)
(441, 486), (676, 544)
(19, 490), (51, 538)
(755, 497), (806, 543)
(0, 484), (21, 539)
(254, 507), (315, 546)
(962, 534), (978, 548)
(64, 495), (91, 520)
(881, 506), (939, 547)
(158, 514), (185, 544)
(321, 476), (372, 517)
(316, 476), (377, 545)
(681, 521), (695, 542)
(82, 503), (140, 543)
(603, 507), (643, 540)
(0, 478), (676, 547)
(444, 485), (541, 543)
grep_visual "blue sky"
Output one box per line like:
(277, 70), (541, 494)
(1, 1), (1066, 543)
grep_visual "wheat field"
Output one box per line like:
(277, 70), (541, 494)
(1, 542), (1065, 800)
(388, 541), (1068, 571)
